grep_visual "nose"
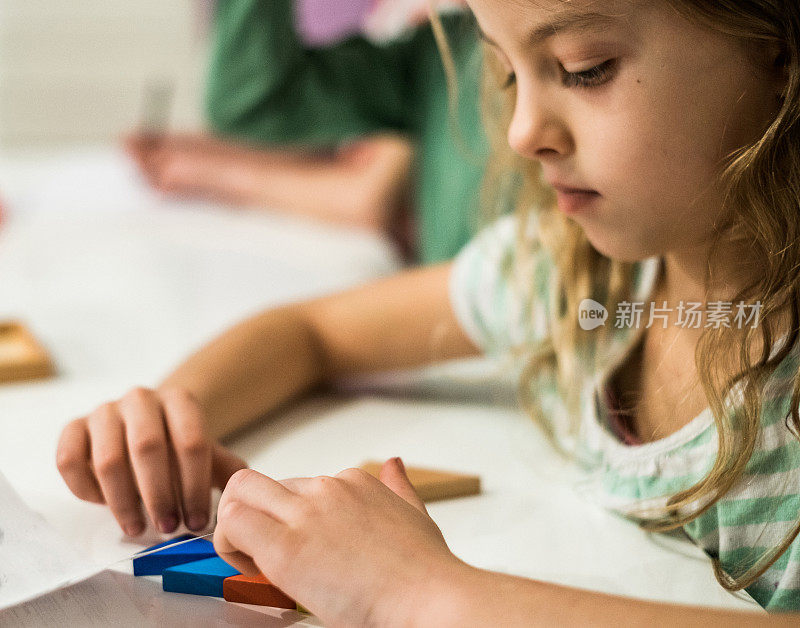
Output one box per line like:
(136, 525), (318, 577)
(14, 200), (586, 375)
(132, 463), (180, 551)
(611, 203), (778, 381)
(507, 84), (573, 161)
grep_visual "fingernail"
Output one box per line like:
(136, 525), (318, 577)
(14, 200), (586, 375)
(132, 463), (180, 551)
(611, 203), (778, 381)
(158, 514), (178, 533)
(394, 457), (405, 473)
(125, 520), (144, 537)
(187, 514), (208, 531)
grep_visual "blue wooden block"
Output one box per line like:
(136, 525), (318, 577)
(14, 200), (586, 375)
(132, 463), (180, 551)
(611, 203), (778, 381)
(133, 534), (218, 576)
(162, 556), (240, 597)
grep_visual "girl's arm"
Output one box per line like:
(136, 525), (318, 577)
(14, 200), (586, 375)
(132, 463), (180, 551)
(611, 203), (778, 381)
(438, 568), (795, 627)
(56, 263), (479, 535)
(160, 262), (478, 440)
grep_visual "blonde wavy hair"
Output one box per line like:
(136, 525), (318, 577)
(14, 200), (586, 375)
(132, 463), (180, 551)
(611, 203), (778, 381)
(431, 0), (800, 593)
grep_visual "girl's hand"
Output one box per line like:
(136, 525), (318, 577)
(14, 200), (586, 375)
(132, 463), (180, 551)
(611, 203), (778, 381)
(214, 458), (467, 627)
(56, 386), (247, 537)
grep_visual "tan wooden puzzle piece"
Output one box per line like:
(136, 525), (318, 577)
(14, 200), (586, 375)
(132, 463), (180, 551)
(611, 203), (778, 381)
(359, 460), (481, 502)
(0, 321), (55, 384)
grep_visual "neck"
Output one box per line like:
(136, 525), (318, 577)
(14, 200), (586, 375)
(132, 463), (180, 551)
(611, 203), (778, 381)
(660, 235), (760, 308)
(656, 236), (793, 354)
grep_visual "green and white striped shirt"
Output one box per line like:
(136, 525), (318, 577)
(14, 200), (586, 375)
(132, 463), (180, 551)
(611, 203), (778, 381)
(449, 215), (800, 611)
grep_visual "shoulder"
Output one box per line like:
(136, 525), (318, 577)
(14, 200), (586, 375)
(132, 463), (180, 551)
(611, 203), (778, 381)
(448, 213), (552, 355)
(447, 212), (658, 357)
(682, 372), (800, 611)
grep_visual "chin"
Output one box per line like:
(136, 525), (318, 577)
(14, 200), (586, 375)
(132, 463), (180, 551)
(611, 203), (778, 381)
(582, 229), (659, 262)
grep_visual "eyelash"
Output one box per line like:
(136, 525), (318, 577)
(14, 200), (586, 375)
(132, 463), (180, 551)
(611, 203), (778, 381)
(501, 72), (517, 89)
(501, 59), (618, 90)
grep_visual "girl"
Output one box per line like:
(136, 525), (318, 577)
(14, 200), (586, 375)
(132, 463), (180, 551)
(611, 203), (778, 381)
(56, 0), (800, 623)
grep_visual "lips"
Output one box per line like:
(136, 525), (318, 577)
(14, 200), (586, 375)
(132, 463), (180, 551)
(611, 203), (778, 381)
(547, 180), (601, 215)
(548, 181), (599, 195)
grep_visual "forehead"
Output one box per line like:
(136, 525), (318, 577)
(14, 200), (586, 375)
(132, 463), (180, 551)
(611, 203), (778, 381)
(469, 0), (638, 45)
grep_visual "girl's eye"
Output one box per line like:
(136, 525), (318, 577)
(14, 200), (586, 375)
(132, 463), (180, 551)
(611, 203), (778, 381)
(499, 59), (617, 91)
(560, 59), (617, 89)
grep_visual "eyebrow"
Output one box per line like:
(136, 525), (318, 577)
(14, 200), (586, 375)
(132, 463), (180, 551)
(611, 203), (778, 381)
(477, 11), (622, 48)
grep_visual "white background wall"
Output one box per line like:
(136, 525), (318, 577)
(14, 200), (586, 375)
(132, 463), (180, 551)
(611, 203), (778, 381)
(0, 0), (208, 147)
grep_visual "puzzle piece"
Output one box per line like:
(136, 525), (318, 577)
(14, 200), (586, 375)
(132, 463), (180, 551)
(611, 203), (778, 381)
(0, 321), (54, 384)
(133, 534), (218, 576)
(359, 461), (481, 502)
(223, 573), (296, 609)
(163, 556), (239, 597)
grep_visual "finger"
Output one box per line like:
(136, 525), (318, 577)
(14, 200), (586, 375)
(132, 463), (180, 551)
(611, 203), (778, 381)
(218, 469), (298, 523)
(122, 132), (162, 174)
(120, 388), (179, 534)
(379, 457), (427, 514)
(122, 132), (145, 154)
(56, 418), (104, 504)
(146, 147), (175, 189)
(156, 153), (221, 199)
(277, 477), (315, 493)
(211, 443), (248, 489)
(130, 134), (175, 188)
(159, 388), (211, 532)
(214, 499), (288, 578)
(154, 156), (192, 193)
(87, 405), (145, 536)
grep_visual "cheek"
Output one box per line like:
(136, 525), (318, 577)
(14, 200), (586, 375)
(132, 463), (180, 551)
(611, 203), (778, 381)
(573, 103), (727, 258)
(608, 54), (774, 210)
(586, 78), (744, 234)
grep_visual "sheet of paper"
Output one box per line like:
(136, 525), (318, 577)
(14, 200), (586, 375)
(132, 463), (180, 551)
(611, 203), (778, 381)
(3, 568), (323, 627)
(0, 470), (107, 610)
(0, 571), (148, 627)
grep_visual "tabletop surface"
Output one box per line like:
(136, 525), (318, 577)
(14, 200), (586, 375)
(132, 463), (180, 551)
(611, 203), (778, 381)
(0, 147), (761, 625)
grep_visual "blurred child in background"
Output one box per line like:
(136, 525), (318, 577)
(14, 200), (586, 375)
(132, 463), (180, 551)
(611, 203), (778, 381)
(127, 0), (484, 264)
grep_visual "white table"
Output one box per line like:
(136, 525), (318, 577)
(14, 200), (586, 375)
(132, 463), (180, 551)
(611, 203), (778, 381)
(0, 148), (762, 625)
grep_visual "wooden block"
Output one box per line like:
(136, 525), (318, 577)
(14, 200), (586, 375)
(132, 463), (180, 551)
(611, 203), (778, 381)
(163, 556), (239, 597)
(0, 321), (55, 384)
(223, 573), (295, 609)
(359, 461), (481, 502)
(133, 534), (218, 576)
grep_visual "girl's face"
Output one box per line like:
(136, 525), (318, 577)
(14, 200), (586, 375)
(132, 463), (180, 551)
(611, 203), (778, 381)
(470, 0), (785, 261)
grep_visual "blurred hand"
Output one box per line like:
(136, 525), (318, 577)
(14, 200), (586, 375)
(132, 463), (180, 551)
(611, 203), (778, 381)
(123, 132), (313, 205)
(56, 386), (247, 536)
(214, 458), (465, 627)
(122, 131), (415, 257)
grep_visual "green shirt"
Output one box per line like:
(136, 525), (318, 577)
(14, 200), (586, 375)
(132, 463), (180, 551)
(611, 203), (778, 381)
(205, 0), (487, 264)
(450, 214), (800, 612)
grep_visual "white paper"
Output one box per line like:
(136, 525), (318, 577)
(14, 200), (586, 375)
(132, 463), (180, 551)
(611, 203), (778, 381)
(0, 571), (148, 627)
(0, 471), (106, 610)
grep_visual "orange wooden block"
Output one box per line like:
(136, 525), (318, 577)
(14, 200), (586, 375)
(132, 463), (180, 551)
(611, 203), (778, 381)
(223, 574), (295, 609)
(359, 461), (481, 502)
(0, 321), (55, 384)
